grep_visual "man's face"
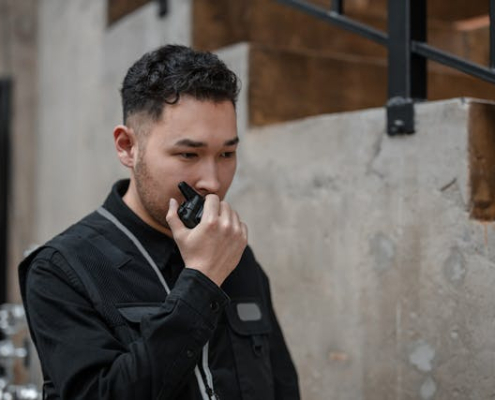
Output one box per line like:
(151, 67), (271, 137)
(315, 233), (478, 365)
(128, 96), (238, 234)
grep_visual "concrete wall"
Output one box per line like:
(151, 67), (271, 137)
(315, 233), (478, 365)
(0, 0), (38, 302)
(35, 0), (192, 247)
(229, 98), (495, 400)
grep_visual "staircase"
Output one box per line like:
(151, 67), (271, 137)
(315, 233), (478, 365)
(192, 0), (494, 127)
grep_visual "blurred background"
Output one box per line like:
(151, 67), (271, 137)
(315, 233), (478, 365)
(1, 0), (495, 399)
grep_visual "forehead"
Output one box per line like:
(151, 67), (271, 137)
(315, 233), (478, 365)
(149, 97), (237, 144)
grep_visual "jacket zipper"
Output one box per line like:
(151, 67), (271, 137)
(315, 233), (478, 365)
(202, 342), (219, 399)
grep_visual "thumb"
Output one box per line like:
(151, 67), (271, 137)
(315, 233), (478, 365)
(166, 198), (184, 233)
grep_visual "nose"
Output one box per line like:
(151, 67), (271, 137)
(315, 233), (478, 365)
(195, 160), (221, 195)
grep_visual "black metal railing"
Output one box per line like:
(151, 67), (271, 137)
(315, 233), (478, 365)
(157, 0), (168, 17)
(0, 79), (12, 304)
(277, 0), (495, 135)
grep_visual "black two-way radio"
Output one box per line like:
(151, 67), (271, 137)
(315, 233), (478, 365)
(177, 182), (204, 229)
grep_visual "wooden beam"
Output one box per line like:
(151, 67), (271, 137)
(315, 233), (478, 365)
(107, 0), (152, 26)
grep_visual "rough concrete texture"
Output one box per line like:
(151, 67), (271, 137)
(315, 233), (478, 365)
(35, 0), (191, 244)
(228, 98), (495, 400)
(0, 0), (38, 303)
(215, 43), (250, 138)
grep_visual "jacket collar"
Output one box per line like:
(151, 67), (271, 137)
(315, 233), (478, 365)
(102, 179), (179, 270)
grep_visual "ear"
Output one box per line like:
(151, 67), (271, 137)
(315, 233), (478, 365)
(114, 125), (138, 168)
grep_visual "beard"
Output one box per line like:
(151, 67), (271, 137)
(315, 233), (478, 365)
(133, 149), (171, 230)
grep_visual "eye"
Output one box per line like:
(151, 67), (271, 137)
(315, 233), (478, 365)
(178, 152), (198, 159)
(220, 151), (236, 159)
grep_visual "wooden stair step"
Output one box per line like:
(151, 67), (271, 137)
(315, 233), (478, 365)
(246, 44), (495, 126)
(194, 0), (491, 67)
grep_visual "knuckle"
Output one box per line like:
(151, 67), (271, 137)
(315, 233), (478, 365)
(221, 221), (231, 231)
(204, 216), (218, 228)
(234, 224), (244, 237)
(231, 225), (240, 236)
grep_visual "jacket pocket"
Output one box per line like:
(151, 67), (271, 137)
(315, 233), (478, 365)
(116, 303), (164, 342)
(225, 298), (275, 400)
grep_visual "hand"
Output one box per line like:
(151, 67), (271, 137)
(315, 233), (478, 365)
(166, 195), (248, 287)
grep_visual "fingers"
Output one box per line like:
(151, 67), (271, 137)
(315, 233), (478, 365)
(219, 201), (232, 227)
(241, 221), (248, 241)
(219, 202), (248, 243)
(166, 198), (184, 233)
(172, 194), (248, 287)
(202, 194), (221, 222)
(181, 194), (247, 243)
(218, 201), (238, 230)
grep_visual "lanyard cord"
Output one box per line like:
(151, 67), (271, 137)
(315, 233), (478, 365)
(96, 207), (217, 400)
(97, 207), (171, 294)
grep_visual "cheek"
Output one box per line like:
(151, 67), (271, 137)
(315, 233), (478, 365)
(146, 154), (183, 180)
(160, 161), (197, 195)
(220, 161), (237, 186)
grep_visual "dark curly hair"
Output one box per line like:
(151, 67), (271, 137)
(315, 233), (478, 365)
(121, 44), (240, 126)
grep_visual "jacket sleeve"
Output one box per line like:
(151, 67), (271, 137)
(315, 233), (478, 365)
(262, 271), (301, 400)
(24, 249), (228, 400)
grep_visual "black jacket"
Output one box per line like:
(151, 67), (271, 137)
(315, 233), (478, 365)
(19, 181), (300, 400)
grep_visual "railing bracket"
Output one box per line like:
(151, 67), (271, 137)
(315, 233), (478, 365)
(386, 97), (415, 135)
(157, 0), (168, 17)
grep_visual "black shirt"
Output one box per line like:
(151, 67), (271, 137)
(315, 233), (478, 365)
(21, 180), (300, 400)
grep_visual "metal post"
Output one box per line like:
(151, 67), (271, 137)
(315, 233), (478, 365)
(490, 0), (495, 69)
(157, 0), (168, 17)
(386, 0), (427, 135)
(331, 0), (344, 14)
(0, 79), (12, 305)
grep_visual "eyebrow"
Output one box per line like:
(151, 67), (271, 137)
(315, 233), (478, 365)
(173, 137), (240, 148)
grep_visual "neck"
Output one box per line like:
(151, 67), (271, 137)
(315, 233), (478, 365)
(122, 180), (173, 238)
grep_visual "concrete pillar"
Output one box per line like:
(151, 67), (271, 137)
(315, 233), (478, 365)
(0, 0), (38, 303)
(35, 0), (192, 243)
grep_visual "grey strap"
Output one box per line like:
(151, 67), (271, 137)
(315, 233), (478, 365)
(96, 206), (216, 399)
(96, 207), (171, 294)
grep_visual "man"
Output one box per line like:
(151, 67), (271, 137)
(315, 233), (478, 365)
(19, 45), (300, 399)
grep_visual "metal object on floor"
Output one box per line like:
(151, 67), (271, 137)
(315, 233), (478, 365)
(0, 304), (41, 400)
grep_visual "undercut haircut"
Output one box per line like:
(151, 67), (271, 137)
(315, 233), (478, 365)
(120, 44), (240, 126)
